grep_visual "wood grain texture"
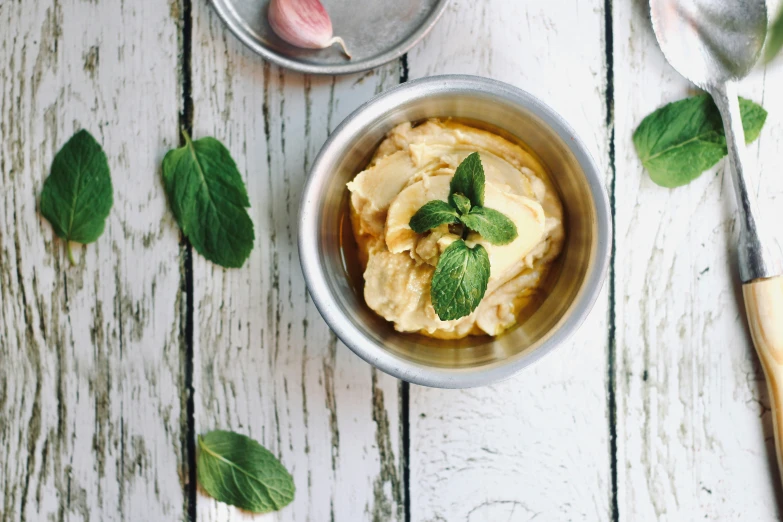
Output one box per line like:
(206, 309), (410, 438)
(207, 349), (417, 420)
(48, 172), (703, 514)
(744, 276), (783, 489)
(189, 3), (404, 521)
(0, 0), (187, 521)
(6, 0), (783, 519)
(405, 1), (613, 520)
(613, 0), (783, 518)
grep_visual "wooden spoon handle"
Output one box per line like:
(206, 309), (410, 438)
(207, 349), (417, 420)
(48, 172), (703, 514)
(743, 276), (783, 480)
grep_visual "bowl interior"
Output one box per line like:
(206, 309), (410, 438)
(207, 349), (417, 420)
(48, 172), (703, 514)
(305, 80), (605, 381)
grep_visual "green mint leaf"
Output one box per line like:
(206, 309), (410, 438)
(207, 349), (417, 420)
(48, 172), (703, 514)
(765, 7), (783, 63)
(450, 152), (485, 207)
(430, 240), (490, 321)
(39, 129), (113, 264)
(633, 94), (766, 188)
(409, 200), (459, 233)
(459, 206), (518, 245)
(197, 430), (295, 513)
(449, 193), (472, 215)
(162, 131), (255, 268)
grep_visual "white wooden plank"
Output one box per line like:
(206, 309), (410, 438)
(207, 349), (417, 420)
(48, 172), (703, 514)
(613, 0), (783, 518)
(0, 0), (187, 520)
(189, 3), (404, 520)
(405, 1), (613, 520)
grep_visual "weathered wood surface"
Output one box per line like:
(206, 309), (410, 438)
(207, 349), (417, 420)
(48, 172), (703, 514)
(404, 1), (613, 520)
(613, 0), (783, 519)
(189, 3), (403, 521)
(0, 0), (187, 521)
(3, 0), (783, 520)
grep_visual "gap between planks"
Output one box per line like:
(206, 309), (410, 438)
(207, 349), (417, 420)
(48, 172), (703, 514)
(604, 0), (620, 521)
(178, 0), (197, 519)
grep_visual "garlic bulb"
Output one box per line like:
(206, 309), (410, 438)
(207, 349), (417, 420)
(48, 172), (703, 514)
(268, 0), (352, 58)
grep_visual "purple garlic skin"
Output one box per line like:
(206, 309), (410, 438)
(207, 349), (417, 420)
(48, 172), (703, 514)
(268, 0), (352, 58)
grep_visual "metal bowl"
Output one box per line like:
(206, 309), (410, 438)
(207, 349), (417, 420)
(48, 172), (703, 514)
(210, 0), (449, 75)
(299, 75), (611, 388)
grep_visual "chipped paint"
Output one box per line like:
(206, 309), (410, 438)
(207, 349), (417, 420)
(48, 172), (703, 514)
(6, 0), (783, 521)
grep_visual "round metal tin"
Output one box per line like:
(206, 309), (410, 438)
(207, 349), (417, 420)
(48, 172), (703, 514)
(298, 76), (613, 388)
(210, 0), (450, 75)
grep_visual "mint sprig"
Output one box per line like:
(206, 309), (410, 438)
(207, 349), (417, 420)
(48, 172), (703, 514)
(408, 152), (519, 321)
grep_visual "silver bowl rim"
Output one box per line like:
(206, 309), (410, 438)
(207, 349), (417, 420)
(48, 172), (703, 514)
(299, 74), (612, 388)
(209, 0), (450, 75)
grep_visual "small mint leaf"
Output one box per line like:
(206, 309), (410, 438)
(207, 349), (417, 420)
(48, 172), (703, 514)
(450, 152), (485, 207)
(39, 129), (113, 264)
(633, 94), (766, 188)
(460, 206), (518, 245)
(765, 7), (783, 63)
(162, 131), (255, 268)
(409, 200), (459, 233)
(197, 430), (295, 513)
(430, 240), (490, 321)
(449, 193), (472, 215)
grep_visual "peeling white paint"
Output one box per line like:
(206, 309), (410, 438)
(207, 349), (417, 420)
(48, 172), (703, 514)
(3, 0), (783, 520)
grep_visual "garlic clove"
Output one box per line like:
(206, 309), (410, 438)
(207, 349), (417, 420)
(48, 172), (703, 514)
(268, 0), (352, 59)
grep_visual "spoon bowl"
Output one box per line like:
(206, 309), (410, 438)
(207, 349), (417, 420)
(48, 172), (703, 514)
(650, 0), (767, 88)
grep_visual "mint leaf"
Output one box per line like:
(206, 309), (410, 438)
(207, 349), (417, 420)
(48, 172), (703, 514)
(162, 131), (255, 268)
(430, 240), (490, 321)
(450, 152), (485, 207)
(449, 193), (472, 215)
(39, 129), (113, 264)
(633, 94), (766, 188)
(409, 200), (459, 233)
(459, 206), (518, 245)
(766, 7), (783, 63)
(412, 152), (517, 319)
(197, 430), (295, 513)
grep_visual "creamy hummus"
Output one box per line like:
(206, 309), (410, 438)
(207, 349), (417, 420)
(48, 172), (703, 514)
(347, 119), (564, 339)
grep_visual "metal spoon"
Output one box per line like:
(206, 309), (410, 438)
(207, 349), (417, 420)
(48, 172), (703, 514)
(651, 0), (783, 482)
